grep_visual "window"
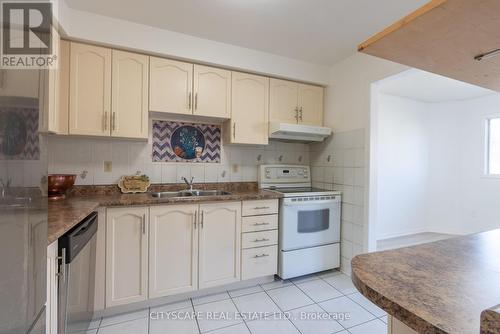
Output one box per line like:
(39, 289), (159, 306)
(486, 117), (500, 175)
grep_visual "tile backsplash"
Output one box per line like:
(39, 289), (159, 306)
(48, 136), (310, 186)
(310, 128), (366, 275)
(152, 120), (221, 163)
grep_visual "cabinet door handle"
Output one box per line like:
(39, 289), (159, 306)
(253, 206), (270, 210)
(142, 214), (146, 234)
(233, 122), (236, 139)
(194, 93), (198, 110)
(200, 210), (204, 228)
(299, 107), (303, 121)
(194, 210), (197, 229)
(253, 238), (270, 242)
(112, 112), (116, 131)
(188, 92), (192, 110)
(254, 254), (269, 258)
(56, 248), (66, 279)
(253, 222), (270, 226)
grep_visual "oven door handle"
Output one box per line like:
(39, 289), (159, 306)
(283, 198), (340, 207)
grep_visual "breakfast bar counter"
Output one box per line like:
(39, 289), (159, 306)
(351, 229), (500, 334)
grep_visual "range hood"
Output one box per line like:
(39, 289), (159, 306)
(268, 122), (332, 142)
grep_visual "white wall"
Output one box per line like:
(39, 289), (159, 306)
(427, 94), (500, 235)
(57, 2), (329, 85)
(374, 92), (500, 239)
(376, 94), (430, 239)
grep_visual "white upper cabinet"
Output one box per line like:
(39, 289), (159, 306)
(298, 84), (324, 126)
(227, 72), (269, 145)
(193, 65), (231, 118)
(149, 57), (193, 115)
(198, 202), (241, 289)
(111, 50), (149, 139)
(270, 78), (299, 124)
(270, 79), (324, 126)
(69, 42), (111, 136)
(105, 207), (148, 307)
(149, 205), (199, 298)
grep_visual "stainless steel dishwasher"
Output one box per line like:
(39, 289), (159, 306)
(58, 211), (98, 334)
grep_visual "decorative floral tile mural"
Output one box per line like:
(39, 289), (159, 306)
(152, 120), (221, 163)
(0, 107), (40, 160)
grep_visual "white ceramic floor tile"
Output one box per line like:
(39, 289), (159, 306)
(89, 318), (101, 329)
(150, 307), (199, 334)
(98, 318), (148, 334)
(322, 273), (358, 294)
(318, 296), (375, 328)
(380, 315), (388, 324)
(151, 299), (193, 313)
(297, 279), (343, 303)
(232, 292), (281, 320)
(266, 285), (314, 311)
(193, 292), (230, 306)
(194, 299), (242, 333)
(246, 318), (300, 334)
(85, 330), (97, 334)
(205, 323), (250, 334)
(348, 293), (386, 317)
(260, 279), (292, 291)
(228, 285), (263, 298)
(288, 304), (344, 334)
(317, 270), (343, 279)
(100, 308), (149, 327)
(290, 274), (319, 284)
(347, 319), (387, 334)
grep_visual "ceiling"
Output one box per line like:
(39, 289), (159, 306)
(378, 69), (495, 103)
(64, 0), (429, 65)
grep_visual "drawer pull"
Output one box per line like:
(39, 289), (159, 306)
(253, 222), (270, 226)
(253, 238), (270, 242)
(254, 254), (269, 258)
(254, 206), (270, 210)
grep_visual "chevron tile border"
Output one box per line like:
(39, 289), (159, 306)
(152, 120), (221, 163)
(0, 107), (40, 161)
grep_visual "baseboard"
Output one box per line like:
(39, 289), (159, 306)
(376, 228), (429, 241)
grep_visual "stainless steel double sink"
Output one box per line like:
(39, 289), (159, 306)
(150, 189), (231, 198)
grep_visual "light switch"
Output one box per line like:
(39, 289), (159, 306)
(103, 161), (112, 172)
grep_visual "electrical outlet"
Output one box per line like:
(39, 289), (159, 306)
(103, 161), (112, 172)
(232, 164), (239, 173)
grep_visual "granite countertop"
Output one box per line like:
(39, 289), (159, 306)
(351, 229), (500, 334)
(47, 183), (282, 244)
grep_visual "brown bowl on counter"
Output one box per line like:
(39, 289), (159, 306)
(48, 174), (76, 200)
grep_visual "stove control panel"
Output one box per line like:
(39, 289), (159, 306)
(258, 165), (311, 187)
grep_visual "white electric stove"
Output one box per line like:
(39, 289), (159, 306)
(258, 165), (341, 279)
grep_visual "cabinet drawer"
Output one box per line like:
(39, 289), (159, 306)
(242, 214), (278, 232)
(242, 230), (278, 249)
(241, 245), (278, 280)
(242, 199), (278, 216)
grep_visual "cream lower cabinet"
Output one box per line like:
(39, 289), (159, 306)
(225, 72), (269, 145)
(46, 241), (58, 334)
(105, 207), (148, 307)
(198, 202), (241, 289)
(149, 205), (199, 298)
